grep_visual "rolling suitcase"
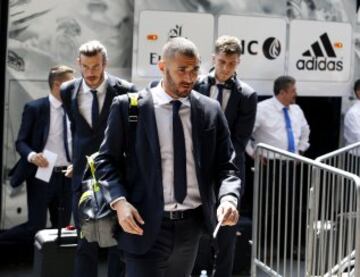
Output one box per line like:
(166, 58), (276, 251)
(33, 226), (77, 277)
(33, 173), (77, 277)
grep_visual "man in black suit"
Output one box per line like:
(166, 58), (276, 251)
(94, 37), (241, 277)
(60, 40), (136, 277)
(194, 35), (257, 277)
(1, 65), (75, 243)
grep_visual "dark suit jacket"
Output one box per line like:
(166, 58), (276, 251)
(60, 74), (136, 192)
(194, 73), (257, 185)
(9, 97), (51, 188)
(94, 89), (241, 255)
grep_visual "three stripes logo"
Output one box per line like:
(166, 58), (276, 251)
(296, 33), (343, 72)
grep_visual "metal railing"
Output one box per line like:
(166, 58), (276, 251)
(310, 142), (360, 277)
(316, 142), (360, 175)
(251, 143), (360, 277)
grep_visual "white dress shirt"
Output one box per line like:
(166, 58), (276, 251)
(78, 73), (108, 127)
(209, 83), (231, 111)
(28, 94), (72, 166)
(344, 100), (360, 145)
(246, 96), (310, 158)
(151, 83), (202, 211)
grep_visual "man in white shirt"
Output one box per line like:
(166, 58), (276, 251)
(246, 75), (310, 258)
(61, 40), (136, 277)
(3, 65), (75, 243)
(246, 75), (310, 158)
(194, 35), (257, 277)
(94, 37), (241, 277)
(344, 79), (360, 146)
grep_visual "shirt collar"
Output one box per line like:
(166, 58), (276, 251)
(273, 96), (289, 111)
(215, 79), (225, 86)
(81, 73), (108, 95)
(151, 81), (190, 107)
(49, 93), (62, 109)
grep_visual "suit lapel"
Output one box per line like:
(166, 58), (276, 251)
(42, 98), (51, 147)
(139, 90), (161, 161)
(72, 78), (92, 130)
(95, 77), (115, 129)
(224, 89), (240, 119)
(189, 92), (203, 170)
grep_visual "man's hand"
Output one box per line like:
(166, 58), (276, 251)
(31, 153), (49, 167)
(113, 199), (145, 235)
(217, 201), (239, 226)
(64, 164), (73, 178)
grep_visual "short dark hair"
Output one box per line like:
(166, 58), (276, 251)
(162, 37), (200, 61)
(274, 75), (296, 95)
(214, 35), (242, 56)
(354, 79), (360, 93)
(48, 65), (75, 89)
(78, 40), (108, 63)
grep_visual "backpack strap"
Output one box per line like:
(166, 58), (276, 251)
(126, 92), (140, 156)
(127, 92), (139, 124)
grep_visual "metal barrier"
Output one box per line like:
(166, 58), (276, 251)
(310, 142), (360, 277)
(251, 143), (360, 277)
(315, 142), (360, 175)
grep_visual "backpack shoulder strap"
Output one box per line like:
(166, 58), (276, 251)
(127, 92), (139, 124)
(126, 92), (140, 155)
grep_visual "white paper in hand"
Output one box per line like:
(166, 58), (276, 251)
(213, 215), (224, 239)
(35, 149), (58, 182)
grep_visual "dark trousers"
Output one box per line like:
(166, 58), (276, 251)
(0, 171), (72, 243)
(258, 160), (308, 255)
(72, 189), (125, 277)
(215, 153), (246, 277)
(125, 212), (205, 277)
(214, 225), (237, 277)
(74, 239), (124, 277)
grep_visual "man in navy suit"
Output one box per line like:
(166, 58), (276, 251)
(94, 37), (241, 277)
(194, 35), (257, 277)
(60, 40), (136, 277)
(1, 65), (75, 243)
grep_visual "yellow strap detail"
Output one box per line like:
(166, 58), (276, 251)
(78, 190), (92, 206)
(128, 92), (139, 107)
(85, 153), (100, 192)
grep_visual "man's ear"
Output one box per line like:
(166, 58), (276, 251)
(77, 57), (81, 66)
(279, 88), (286, 96)
(356, 90), (360, 99)
(158, 60), (165, 73)
(53, 80), (60, 89)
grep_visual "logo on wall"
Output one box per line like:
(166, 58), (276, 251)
(296, 33), (343, 71)
(148, 24), (189, 65)
(241, 37), (281, 60)
(262, 37), (281, 60)
(168, 25), (184, 39)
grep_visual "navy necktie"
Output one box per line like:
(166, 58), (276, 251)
(172, 100), (187, 203)
(61, 105), (71, 162)
(216, 84), (224, 107)
(90, 90), (99, 127)
(283, 107), (296, 153)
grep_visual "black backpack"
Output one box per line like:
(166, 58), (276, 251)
(78, 92), (139, 247)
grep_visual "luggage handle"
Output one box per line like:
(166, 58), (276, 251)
(35, 239), (77, 249)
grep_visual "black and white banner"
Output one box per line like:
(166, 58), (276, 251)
(288, 20), (352, 84)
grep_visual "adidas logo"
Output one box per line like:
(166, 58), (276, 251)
(296, 32), (343, 71)
(302, 33), (336, 58)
